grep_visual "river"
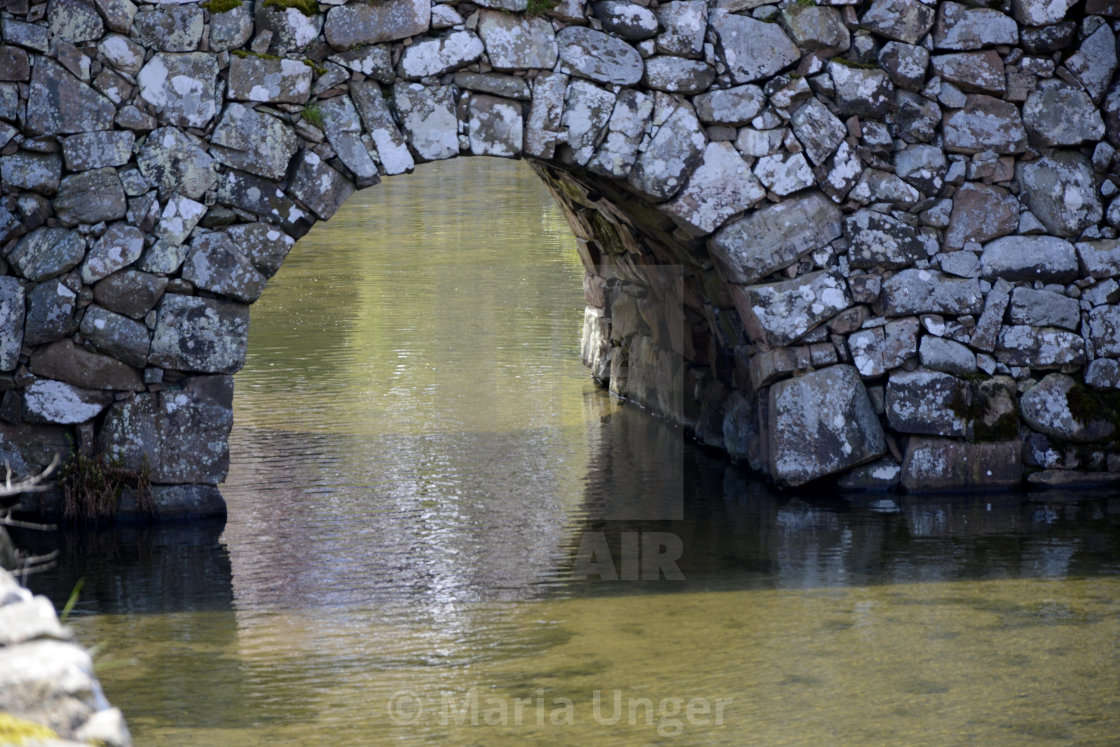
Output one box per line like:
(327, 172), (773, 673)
(21, 157), (1120, 745)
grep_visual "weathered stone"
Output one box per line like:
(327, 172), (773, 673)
(2, 18), (49, 53)
(709, 192), (840, 285)
(23, 379), (110, 425)
(768, 364), (885, 486)
(837, 458), (902, 491)
(1064, 23), (1117, 101)
(1021, 373), (1114, 442)
(939, 250), (981, 278)
(317, 96), (380, 188)
(894, 90), (942, 143)
(879, 269), (984, 316)
(642, 56), (715, 95)
(892, 144), (946, 196)
(227, 223), (295, 278)
(996, 325), (1087, 367)
(133, 3), (203, 52)
(848, 317), (920, 377)
(324, 0), (430, 48)
(209, 3), (253, 52)
(780, 3), (849, 55)
(524, 72), (568, 160)
(934, 2), (1018, 50)
(628, 102), (706, 201)
(26, 58), (115, 135)
(692, 84), (764, 125)
(180, 232), (267, 305)
(392, 83), (459, 162)
(931, 51), (1005, 95)
(137, 53), (218, 129)
(0, 152), (61, 194)
(901, 438), (1021, 491)
(0, 45), (29, 82)
(79, 305), (150, 369)
(81, 223), (144, 284)
(60, 131), (135, 171)
(845, 210), (925, 269)
(1086, 358), (1120, 390)
(919, 335), (977, 375)
(1013, 0), (1076, 25)
(886, 369), (969, 437)
(227, 55), (312, 104)
(115, 104), (157, 131)
(93, 270), (167, 320)
(1089, 305), (1120, 357)
(556, 26), (643, 86)
(48, 0), (103, 43)
(661, 141), (764, 236)
(1017, 152), (1103, 237)
(477, 11), (557, 71)
(788, 98), (844, 167)
(217, 170), (311, 233)
(732, 270), (851, 347)
(453, 72), (531, 101)
(53, 167), (127, 226)
(1008, 287), (1080, 331)
(155, 194), (206, 247)
(23, 281), (76, 346)
(980, 235), (1079, 282)
(827, 61), (894, 118)
(399, 30), (484, 79)
(860, 0), (936, 44)
(342, 83), (410, 178)
(0, 277), (24, 371)
(943, 95), (1027, 154)
(149, 294), (249, 374)
(847, 168), (922, 208)
(587, 87), (652, 177)
(287, 150), (354, 221)
(754, 153), (813, 197)
(329, 45), (395, 82)
(655, 0), (707, 57)
(468, 94), (523, 158)
(748, 345), (812, 389)
(1023, 79), (1106, 146)
(945, 183), (1018, 249)
(138, 239), (189, 275)
(99, 376), (234, 484)
(255, 3), (322, 53)
(581, 305), (611, 381)
(711, 11), (800, 85)
(878, 42), (929, 92)
(592, 0), (658, 42)
(8, 227), (85, 282)
(1077, 240), (1120, 279)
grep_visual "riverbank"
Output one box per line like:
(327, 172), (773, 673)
(0, 564), (130, 747)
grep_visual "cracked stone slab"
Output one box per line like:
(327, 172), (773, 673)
(26, 57), (115, 135)
(468, 94), (523, 158)
(182, 231), (268, 304)
(351, 80), (415, 176)
(628, 101), (706, 201)
(661, 141), (764, 236)
(210, 102), (300, 181)
(587, 88), (652, 178)
(732, 270), (852, 348)
(709, 191), (842, 285)
(137, 127), (216, 200)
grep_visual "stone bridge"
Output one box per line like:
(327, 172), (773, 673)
(1, 0), (1119, 518)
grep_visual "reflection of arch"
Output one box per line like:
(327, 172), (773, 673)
(2, 0), (1118, 515)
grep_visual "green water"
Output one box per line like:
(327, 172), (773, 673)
(24, 158), (1120, 745)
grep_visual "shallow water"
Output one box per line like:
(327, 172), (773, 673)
(22, 158), (1120, 745)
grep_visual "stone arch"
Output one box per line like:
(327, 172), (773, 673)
(1, 0), (1119, 518)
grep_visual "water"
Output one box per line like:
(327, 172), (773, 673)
(19, 158), (1120, 745)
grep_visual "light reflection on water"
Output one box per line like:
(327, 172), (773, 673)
(21, 158), (1120, 745)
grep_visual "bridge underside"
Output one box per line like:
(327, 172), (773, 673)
(1, 0), (1119, 518)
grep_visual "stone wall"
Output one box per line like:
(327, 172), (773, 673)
(0, 0), (1117, 513)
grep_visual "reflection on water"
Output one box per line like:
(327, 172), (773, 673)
(20, 158), (1120, 745)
